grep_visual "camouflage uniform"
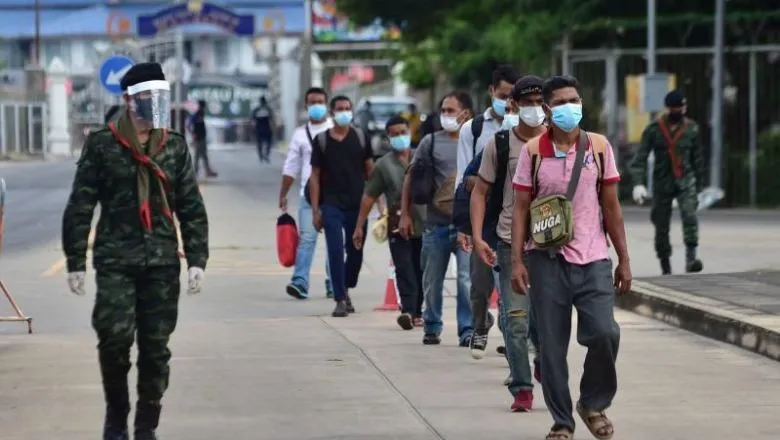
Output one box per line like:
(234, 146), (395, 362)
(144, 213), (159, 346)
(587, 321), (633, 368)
(631, 114), (704, 263)
(62, 127), (208, 435)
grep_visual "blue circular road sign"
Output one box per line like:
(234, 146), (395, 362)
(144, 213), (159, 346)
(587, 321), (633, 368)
(99, 55), (135, 95)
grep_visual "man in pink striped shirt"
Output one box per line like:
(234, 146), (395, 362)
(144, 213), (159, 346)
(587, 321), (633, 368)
(510, 75), (632, 440)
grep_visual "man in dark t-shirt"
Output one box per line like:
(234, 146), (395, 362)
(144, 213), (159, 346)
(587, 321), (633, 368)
(309, 95), (374, 318)
(251, 96), (274, 163)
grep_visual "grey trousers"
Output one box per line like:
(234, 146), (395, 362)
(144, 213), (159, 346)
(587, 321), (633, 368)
(470, 251), (495, 332)
(527, 250), (620, 431)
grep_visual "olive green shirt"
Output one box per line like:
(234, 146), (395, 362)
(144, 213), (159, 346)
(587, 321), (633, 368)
(365, 152), (425, 238)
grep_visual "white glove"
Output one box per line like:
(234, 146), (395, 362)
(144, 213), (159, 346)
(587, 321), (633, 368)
(187, 267), (204, 295)
(632, 185), (649, 205)
(67, 272), (86, 296)
(671, 198), (679, 209)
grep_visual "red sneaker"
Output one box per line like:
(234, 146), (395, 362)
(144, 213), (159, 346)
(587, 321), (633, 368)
(510, 390), (534, 412)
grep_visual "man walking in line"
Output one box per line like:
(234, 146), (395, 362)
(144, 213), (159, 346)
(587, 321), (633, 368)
(309, 95), (374, 317)
(400, 91), (475, 346)
(353, 115), (425, 329)
(631, 90), (704, 275)
(457, 64), (520, 357)
(191, 100), (218, 178)
(62, 62), (209, 440)
(471, 75), (547, 412)
(511, 75), (631, 440)
(252, 96), (275, 163)
(279, 87), (334, 299)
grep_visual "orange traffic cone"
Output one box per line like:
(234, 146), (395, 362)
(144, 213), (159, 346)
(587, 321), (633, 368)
(375, 261), (401, 311)
(489, 288), (499, 309)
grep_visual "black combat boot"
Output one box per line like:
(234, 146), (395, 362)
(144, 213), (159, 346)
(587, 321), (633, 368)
(660, 258), (672, 275)
(134, 401), (162, 440)
(685, 246), (703, 273)
(102, 405), (130, 440)
(101, 364), (131, 440)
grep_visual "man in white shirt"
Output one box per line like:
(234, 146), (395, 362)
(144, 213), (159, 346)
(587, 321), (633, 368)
(455, 65), (520, 355)
(279, 87), (333, 299)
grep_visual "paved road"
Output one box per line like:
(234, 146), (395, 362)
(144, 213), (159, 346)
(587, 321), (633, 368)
(0, 149), (778, 439)
(0, 159), (76, 253)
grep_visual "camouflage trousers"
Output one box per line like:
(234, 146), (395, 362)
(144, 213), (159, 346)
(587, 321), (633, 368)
(650, 186), (699, 259)
(92, 265), (181, 409)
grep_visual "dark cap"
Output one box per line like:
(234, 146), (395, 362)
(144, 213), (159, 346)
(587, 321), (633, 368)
(120, 62), (166, 92)
(512, 75), (544, 99)
(664, 90), (686, 108)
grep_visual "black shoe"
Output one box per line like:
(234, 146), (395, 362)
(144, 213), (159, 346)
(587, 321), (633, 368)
(345, 295), (355, 314)
(102, 405), (130, 440)
(496, 345), (506, 355)
(396, 313), (413, 330)
(134, 401), (161, 440)
(469, 329), (488, 359)
(332, 300), (349, 317)
(660, 258), (672, 275)
(686, 259), (703, 273)
(422, 333), (441, 345)
(286, 283), (308, 299)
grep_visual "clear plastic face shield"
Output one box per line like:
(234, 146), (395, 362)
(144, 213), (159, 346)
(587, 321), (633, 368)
(126, 80), (171, 129)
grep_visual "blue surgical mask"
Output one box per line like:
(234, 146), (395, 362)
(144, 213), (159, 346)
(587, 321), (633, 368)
(492, 97), (507, 117)
(550, 103), (583, 133)
(333, 111), (353, 126)
(501, 113), (519, 130)
(389, 134), (411, 151)
(307, 104), (327, 121)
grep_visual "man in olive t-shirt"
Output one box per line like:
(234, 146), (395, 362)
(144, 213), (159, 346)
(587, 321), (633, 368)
(354, 116), (425, 330)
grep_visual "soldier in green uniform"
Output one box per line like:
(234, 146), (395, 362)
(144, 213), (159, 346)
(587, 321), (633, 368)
(62, 62), (209, 440)
(631, 90), (704, 275)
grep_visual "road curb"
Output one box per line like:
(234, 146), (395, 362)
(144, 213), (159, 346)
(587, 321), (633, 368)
(616, 280), (780, 361)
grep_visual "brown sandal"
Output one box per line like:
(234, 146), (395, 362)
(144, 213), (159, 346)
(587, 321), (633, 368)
(576, 403), (614, 440)
(545, 428), (573, 440)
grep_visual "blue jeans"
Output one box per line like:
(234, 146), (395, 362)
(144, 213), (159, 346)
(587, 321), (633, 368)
(421, 224), (473, 342)
(321, 204), (366, 301)
(290, 197), (332, 293)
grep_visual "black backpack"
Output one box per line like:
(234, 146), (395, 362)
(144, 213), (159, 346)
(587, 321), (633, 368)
(304, 126), (367, 205)
(408, 132), (437, 205)
(470, 114), (484, 157)
(451, 130), (510, 240)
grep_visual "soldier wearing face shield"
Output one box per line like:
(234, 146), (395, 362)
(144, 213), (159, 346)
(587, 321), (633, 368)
(62, 62), (209, 440)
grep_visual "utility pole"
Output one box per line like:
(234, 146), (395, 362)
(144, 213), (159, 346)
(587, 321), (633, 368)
(34, 0), (41, 66)
(173, 0), (184, 132)
(645, 0), (656, 193)
(299, 0), (313, 115)
(710, 0), (726, 190)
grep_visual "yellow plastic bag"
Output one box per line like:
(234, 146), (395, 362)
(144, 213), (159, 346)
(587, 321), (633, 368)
(371, 212), (389, 243)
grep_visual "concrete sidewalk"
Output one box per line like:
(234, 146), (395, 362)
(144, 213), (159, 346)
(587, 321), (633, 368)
(1, 149), (779, 439)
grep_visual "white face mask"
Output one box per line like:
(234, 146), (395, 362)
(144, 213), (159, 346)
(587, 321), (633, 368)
(517, 106), (546, 128)
(440, 115), (461, 132)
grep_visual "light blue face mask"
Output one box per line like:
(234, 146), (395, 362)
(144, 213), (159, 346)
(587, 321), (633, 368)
(553, 147), (568, 158)
(307, 104), (327, 121)
(333, 111), (353, 126)
(389, 134), (411, 151)
(492, 97), (507, 117)
(501, 114), (519, 130)
(550, 103), (583, 133)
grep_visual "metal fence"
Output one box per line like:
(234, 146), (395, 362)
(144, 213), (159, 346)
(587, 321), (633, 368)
(0, 101), (48, 156)
(561, 43), (780, 207)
